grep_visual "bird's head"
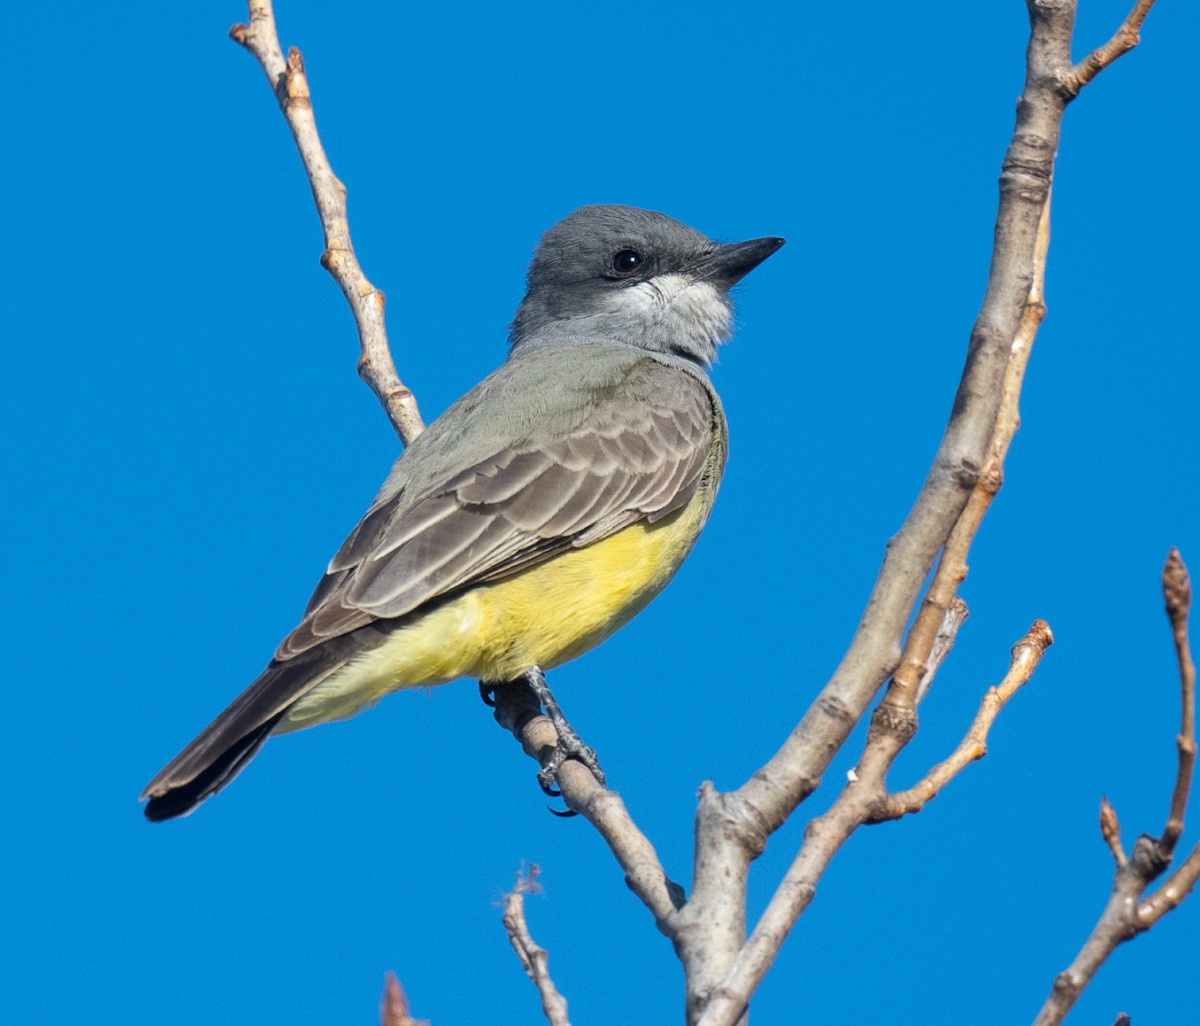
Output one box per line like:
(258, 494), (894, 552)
(509, 205), (784, 368)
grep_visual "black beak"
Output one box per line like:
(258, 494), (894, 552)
(693, 236), (786, 287)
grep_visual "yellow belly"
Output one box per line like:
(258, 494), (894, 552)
(280, 483), (714, 730)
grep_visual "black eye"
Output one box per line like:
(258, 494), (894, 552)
(611, 249), (643, 275)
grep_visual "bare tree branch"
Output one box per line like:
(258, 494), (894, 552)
(879, 620), (1053, 820)
(489, 686), (685, 935)
(1033, 547), (1196, 1026)
(880, 191), (1049, 725)
(686, 24), (1063, 1022)
(1034, 837), (1165, 1026)
(477, 1), (1157, 1018)
(230, 0), (424, 444)
(695, 617), (1050, 1026)
(1060, 0), (1156, 96)
(379, 972), (428, 1026)
(502, 866), (573, 1026)
(691, 3), (1165, 1018)
(1160, 547), (1196, 854)
(726, 9), (1065, 841)
(1137, 842), (1200, 926)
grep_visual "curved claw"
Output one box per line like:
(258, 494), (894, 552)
(537, 752), (565, 796)
(523, 667), (609, 788)
(547, 804), (578, 818)
(488, 667), (609, 810)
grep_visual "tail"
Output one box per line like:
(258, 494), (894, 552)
(140, 645), (350, 821)
(141, 711), (285, 821)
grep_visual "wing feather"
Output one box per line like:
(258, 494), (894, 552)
(277, 358), (719, 660)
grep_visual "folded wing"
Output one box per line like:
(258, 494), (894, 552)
(277, 373), (716, 658)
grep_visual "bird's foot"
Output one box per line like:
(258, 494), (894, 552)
(521, 667), (607, 793)
(481, 668), (607, 801)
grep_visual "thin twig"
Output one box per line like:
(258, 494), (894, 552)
(1032, 545), (1197, 1026)
(502, 866), (573, 1026)
(879, 621), (1053, 819)
(379, 972), (428, 1026)
(1099, 796), (1127, 869)
(1137, 548), (1200, 927)
(1060, 0), (1157, 97)
(230, 0), (424, 444)
(1160, 547), (1195, 854)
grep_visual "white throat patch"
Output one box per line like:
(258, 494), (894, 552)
(614, 273), (732, 359)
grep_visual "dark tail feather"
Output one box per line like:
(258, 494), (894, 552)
(142, 711), (286, 821)
(140, 650), (342, 821)
(141, 632), (376, 820)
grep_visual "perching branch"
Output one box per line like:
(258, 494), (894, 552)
(1032, 547), (1197, 1026)
(230, 0), (424, 444)
(501, 866), (573, 1026)
(489, 684), (685, 936)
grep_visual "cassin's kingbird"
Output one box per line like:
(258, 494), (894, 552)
(141, 205), (783, 820)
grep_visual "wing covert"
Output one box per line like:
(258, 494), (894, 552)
(275, 356), (719, 661)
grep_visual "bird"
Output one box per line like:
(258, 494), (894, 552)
(141, 204), (784, 820)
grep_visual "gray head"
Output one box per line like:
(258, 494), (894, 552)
(509, 205), (784, 368)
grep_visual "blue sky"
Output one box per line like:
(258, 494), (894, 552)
(4, 2), (1198, 1023)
